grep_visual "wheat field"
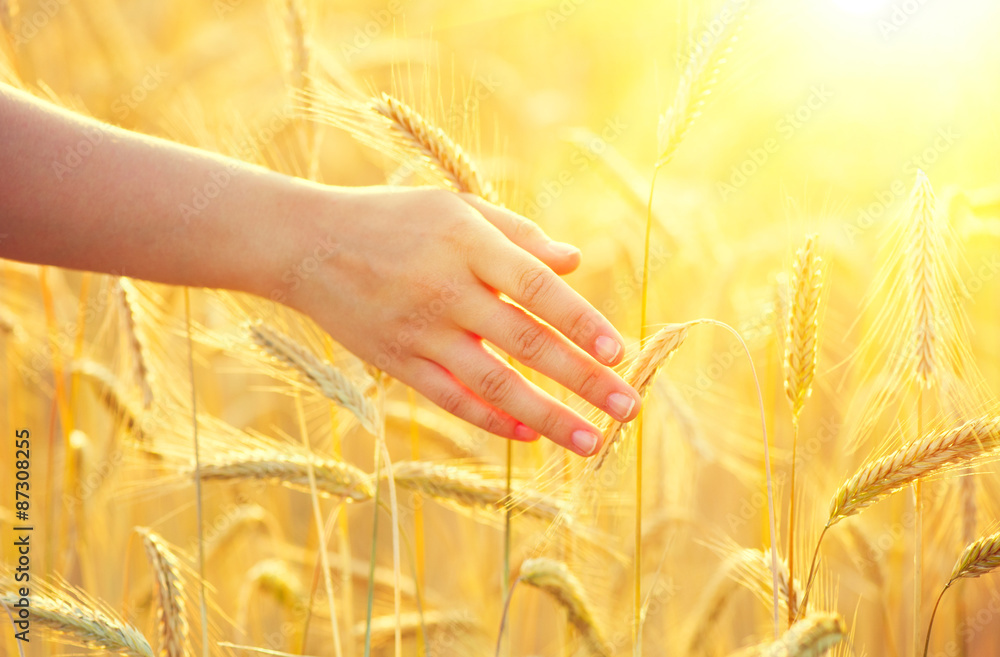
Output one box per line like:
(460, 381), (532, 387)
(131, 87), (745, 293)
(3, 0), (1000, 656)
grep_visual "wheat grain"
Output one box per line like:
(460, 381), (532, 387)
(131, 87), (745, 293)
(136, 527), (189, 657)
(248, 321), (378, 433)
(828, 415), (1000, 525)
(784, 235), (822, 421)
(519, 557), (609, 657)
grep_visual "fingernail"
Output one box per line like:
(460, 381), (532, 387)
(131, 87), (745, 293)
(606, 392), (636, 421)
(595, 335), (622, 364)
(571, 429), (599, 456)
(549, 242), (580, 258)
(514, 423), (537, 442)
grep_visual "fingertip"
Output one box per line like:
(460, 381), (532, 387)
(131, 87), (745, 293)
(513, 423), (540, 442)
(546, 242), (581, 275)
(570, 428), (601, 457)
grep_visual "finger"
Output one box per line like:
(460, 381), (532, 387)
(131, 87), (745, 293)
(460, 193), (580, 276)
(469, 243), (626, 367)
(460, 291), (640, 423)
(401, 357), (539, 443)
(428, 332), (604, 457)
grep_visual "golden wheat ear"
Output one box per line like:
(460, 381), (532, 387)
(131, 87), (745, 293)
(1, 572), (154, 657)
(136, 527), (190, 657)
(248, 320), (378, 432)
(784, 235), (822, 422)
(828, 415), (1000, 526)
(518, 558), (610, 657)
(728, 612), (845, 656)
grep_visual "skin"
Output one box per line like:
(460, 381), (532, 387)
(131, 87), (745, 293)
(0, 83), (641, 456)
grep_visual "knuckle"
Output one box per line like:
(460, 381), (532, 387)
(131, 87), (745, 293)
(511, 322), (549, 363)
(536, 406), (563, 438)
(512, 217), (543, 242)
(566, 309), (599, 344)
(479, 366), (516, 406)
(516, 265), (553, 306)
(575, 366), (603, 400)
(439, 390), (466, 418)
(482, 408), (508, 435)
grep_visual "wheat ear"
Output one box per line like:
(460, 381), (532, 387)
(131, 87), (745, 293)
(136, 528), (189, 657)
(924, 530), (1000, 657)
(590, 322), (690, 471)
(828, 415), (1000, 525)
(188, 449), (374, 502)
(116, 279), (155, 408)
(1, 577), (153, 657)
(908, 170), (939, 388)
(731, 613), (845, 656)
(371, 92), (496, 201)
(784, 235), (822, 420)
(248, 321), (377, 432)
(657, 0), (750, 168)
(519, 558), (609, 657)
(388, 460), (564, 524)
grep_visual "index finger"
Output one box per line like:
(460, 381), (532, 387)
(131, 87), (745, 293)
(470, 238), (626, 367)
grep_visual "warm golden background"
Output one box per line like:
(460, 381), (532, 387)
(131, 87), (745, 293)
(3, 0), (1000, 655)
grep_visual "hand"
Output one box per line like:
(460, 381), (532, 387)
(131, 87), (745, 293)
(279, 186), (641, 456)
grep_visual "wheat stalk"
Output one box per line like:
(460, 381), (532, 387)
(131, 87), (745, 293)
(590, 322), (690, 471)
(136, 528), (189, 657)
(784, 235), (822, 421)
(248, 321), (378, 432)
(1, 577), (153, 657)
(388, 460), (564, 524)
(370, 92), (497, 201)
(188, 449), (374, 502)
(519, 558), (609, 657)
(828, 415), (1000, 525)
(730, 612), (845, 656)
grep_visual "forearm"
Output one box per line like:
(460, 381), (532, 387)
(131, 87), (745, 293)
(0, 83), (327, 296)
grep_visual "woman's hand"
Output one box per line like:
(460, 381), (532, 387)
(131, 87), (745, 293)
(280, 186), (641, 456)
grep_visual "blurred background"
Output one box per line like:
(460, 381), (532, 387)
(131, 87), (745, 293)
(3, 0), (1000, 655)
